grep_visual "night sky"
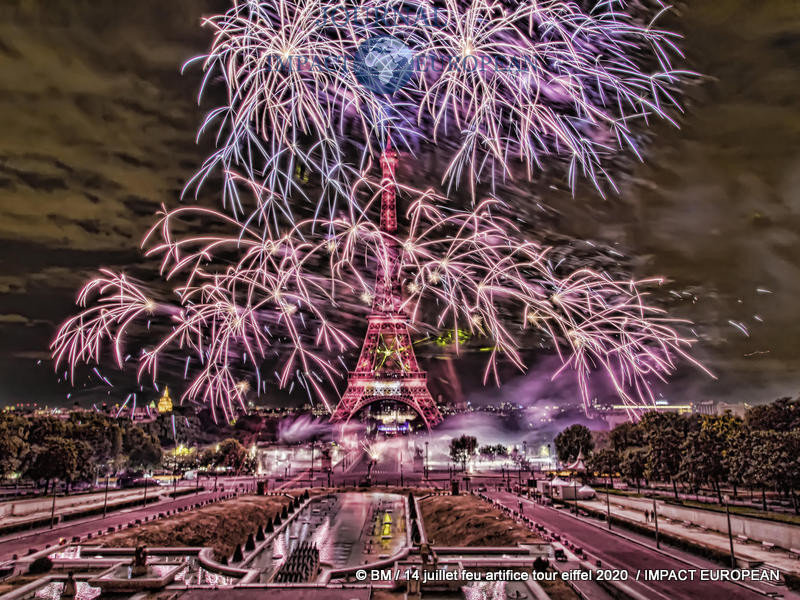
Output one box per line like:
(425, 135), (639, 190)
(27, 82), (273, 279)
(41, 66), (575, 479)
(1, 0), (799, 412)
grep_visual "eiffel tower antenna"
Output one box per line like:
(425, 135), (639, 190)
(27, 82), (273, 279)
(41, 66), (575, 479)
(329, 148), (442, 431)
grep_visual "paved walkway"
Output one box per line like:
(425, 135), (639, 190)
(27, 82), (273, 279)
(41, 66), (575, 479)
(489, 491), (792, 600)
(0, 489), (233, 561)
(0, 488), (157, 529)
(580, 496), (800, 574)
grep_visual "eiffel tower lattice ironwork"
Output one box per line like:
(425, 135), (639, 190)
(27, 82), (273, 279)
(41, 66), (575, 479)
(329, 149), (442, 430)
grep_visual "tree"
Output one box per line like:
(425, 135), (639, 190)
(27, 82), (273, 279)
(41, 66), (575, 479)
(770, 432), (800, 514)
(724, 429), (751, 499)
(745, 397), (800, 432)
(640, 411), (687, 498)
(479, 444), (508, 459)
(123, 427), (162, 471)
(479, 445), (496, 459)
(679, 415), (740, 503)
(146, 412), (203, 448)
(609, 421), (644, 452)
(679, 429), (713, 499)
(743, 431), (782, 512)
(587, 448), (620, 487)
(26, 416), (68, 447)
(214, 438), (247, 472)
(449, 435), (478, 470)
(199, 448), (216, 468)
(70, 413), (123, 478)
(620, 447), (647, 493)
(0, 414), (29, 479)
(25, 436), (81, 493)
(554, 424), (593, 464)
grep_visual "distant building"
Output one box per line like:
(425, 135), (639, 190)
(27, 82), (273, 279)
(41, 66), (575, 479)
(157, 386), (173, 413)
(592, 401), (693, 429)
(693, 400), (716, 416)
(716, 401), (750, 418)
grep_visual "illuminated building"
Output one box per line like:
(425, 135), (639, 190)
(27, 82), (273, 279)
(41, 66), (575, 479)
(157, 386), (173, 413)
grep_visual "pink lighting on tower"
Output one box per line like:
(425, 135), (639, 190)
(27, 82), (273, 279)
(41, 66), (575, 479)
(330, 148), (442, 430)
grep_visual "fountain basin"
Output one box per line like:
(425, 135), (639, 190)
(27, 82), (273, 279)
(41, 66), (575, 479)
(88, 563), (182, 593)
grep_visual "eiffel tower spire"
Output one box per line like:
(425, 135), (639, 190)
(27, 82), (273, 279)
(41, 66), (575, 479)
(329, 149), (442, 430)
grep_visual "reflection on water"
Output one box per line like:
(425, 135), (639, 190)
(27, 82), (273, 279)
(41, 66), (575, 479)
(173, 561), (234, 586)
(249, 492), (406, 582)
(462, 580), (530, 600)
(32, 581), (101, 600)
(98, 564), (176, 581)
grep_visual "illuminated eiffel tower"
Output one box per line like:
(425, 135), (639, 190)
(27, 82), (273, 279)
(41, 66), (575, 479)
(329, 149), (442, 430)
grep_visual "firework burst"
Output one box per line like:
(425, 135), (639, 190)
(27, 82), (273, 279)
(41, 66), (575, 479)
(51, 0), (706, 423)
(52, 173), (708, 421)
(192, 0), (687, 218)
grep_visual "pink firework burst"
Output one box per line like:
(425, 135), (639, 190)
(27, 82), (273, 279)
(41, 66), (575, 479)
(52, 174), (709, 421)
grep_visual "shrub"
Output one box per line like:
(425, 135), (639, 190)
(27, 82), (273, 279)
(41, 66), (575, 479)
(28, 557), (53, 574)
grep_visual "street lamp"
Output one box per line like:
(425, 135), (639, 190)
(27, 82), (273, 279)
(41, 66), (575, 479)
(572, 478), (578, 514)
(723, 494), (736, 567)
(652, 495), (660, 549)
(605, 474), (612, 530)
(195, 447), (201, 495)
(102, 473), (110, 518)
(49, 478), (59, 529)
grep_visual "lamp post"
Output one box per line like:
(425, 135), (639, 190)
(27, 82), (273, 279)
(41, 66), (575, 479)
(49, 479), (58, 529)
(724, 494), (736, 567)
(102, 474), (110, 518)
(310, 442), (315, 478)
(652, 495), (660, 549)
(425, 441), (429, 480)
(195, 445), (200, 494)
(572, 478), (578, 514)
(606, 474), (612, 530)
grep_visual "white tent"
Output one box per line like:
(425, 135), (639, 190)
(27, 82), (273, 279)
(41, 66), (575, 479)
(577, 485), (596, 499)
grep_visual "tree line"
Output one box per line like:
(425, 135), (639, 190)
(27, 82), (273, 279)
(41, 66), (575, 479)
(0, 411), (262, 492)
(0, 412), (163, 492)
(554, 397), (800, 512)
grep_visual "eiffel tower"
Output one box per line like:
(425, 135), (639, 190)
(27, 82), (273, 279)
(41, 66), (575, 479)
(329, 149), (442, 430)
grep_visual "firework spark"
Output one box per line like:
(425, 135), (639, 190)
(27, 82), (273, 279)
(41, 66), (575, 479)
(52, 174), (708, 421)
(51, 1), (705, 423)
(191, 0), (687, 218)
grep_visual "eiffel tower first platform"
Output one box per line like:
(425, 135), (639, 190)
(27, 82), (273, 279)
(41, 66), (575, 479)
(329, 149), (443, 431)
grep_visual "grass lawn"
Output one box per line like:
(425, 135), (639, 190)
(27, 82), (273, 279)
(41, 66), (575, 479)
(679, 499), (800, 526)
(97, 494), (295, 561)
(597, 487), (800, 526)
(418, 494), (542, 547)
